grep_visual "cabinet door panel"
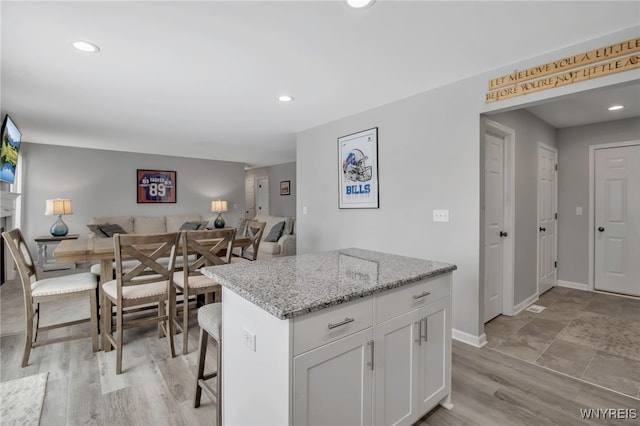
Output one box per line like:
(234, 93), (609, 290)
(418, 298), (449, 412)
(293, 328), (373, 426)
(374, 310), (420, 426)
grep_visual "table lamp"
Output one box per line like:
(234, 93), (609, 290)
(45, 198), (73, 236)
(211, 199), (228, 229)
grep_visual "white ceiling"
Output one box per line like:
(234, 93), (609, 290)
(2, 1), (639, 167)
(525, 81), (640, 128)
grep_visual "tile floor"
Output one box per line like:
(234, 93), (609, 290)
(485, 286), (640, 399)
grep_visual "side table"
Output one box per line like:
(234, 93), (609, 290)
(34, 234), (80, 271)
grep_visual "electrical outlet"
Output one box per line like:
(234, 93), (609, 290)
(576, 206), (583, 216)
(303, 206), (308, 215)
(243, 328), (256, 352)
(433, 209), (450, 222)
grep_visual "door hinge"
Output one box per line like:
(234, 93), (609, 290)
(555, 164), (558, 171)
(554, 261), (557, 268)
(555, 212), (557, 220)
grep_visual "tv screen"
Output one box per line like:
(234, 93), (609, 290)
(0, 115), (22, 184)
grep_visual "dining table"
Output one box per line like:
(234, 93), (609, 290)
(53, 233), (252, 284)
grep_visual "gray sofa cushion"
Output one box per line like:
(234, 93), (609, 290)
(90, 216), (134, 234)
(166, 214), (203, 232)
(99, 223), (128, 237)
(87, 224), (108, 238)
(179, 221), (202, 231)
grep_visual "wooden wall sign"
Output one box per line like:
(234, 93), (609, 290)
(486, 37), (640, 103)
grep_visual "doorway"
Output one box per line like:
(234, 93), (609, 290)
(483, 119), (515, 323)
(537, 143), (557, 296)
(591, 142), (640, 296)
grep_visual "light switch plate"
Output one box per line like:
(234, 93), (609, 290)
(243, 328), (256, 352)
(433, 209), (450, 222)
(576, 207), (583, 216)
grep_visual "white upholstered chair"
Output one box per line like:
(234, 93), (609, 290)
(2, 228), (99, 367)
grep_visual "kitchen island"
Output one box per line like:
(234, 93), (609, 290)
(202, 248), (456, 426)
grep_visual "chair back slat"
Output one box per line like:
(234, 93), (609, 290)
(114, 233), (179, 291)
(181, 229), (236, 278)
(2, 229), (37, 298)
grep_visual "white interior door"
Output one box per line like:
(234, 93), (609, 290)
(245, 177), (255, 218)
(256, 177), (269, 216)
(594, 144), (640, 296)
(538, 144), (557, 295)
(484, 130), (507, 322)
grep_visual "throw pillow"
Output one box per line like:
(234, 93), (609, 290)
(99, 223), (128, 237)
(283, 217), (294, 236)
(87, 224), (108, 238)
(264, 221), (285, 242)
(179, 221), (202, 231)
(235, 218), (248, 237)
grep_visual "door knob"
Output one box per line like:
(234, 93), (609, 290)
(539, 227), (546, 232)
(598, 227), (605, 232)
(499, 231), (508, 237)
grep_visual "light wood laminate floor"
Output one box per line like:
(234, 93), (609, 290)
(1, 272), (638, 425)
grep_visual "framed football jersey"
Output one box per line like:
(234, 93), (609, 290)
(137, 169), (177, 203)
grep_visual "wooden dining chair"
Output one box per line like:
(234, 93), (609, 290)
(101, 232), (179, 374)
(2, 229), (99, 367)
(170, 228), (235, 355)
(232, 219), (266, 262)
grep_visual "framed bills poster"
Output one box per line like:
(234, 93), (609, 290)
(137, 169), (176, 203)
(338, 127), (379, 209)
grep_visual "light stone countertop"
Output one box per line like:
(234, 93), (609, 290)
(201, 248), (456, 320)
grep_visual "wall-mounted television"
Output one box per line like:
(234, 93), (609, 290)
(0, 115), (22, 184)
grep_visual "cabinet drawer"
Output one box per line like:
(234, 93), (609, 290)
(293, 296), (373, 356)
(375, 274), (450, 324)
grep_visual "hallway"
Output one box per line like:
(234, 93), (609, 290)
(485, 287), (640, 399)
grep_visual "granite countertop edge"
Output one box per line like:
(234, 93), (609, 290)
(210, 263), (457, 320)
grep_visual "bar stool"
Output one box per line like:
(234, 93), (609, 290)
(194, 303), (222, 426)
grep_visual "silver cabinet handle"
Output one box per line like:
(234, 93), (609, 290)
(413, 291), (431, 300)
(422, 317), (428, 342)
(327, 317), (354, 329)
(367, 340), (374, 370)
(415, 320), (422, 346)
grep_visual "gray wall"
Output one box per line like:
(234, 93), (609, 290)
(245, 162), (296, 217)
(557, 118), (640, 285)
(296, 27), (639, 340)
(20, 143), (246, 254)
(486, 110), (557, 305)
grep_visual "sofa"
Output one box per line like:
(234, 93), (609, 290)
(87, 214), (206, 238)
(87, 214), (205, 277)
(244, 215), (296, 260)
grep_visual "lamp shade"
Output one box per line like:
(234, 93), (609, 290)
(45, 199), (73, 216)
(211, 199), (228, 213)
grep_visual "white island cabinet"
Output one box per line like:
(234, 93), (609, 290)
(203, 248), (456, 426)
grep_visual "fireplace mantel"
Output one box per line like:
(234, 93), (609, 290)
(0, 191), (21, 218)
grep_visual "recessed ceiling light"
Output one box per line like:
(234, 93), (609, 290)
(608, 105), (624, 111)
(72, 41), (100, 53)
(347, 0), (375, 8)
(278, 95), (294, 103)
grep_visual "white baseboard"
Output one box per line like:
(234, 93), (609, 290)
(557, 280), (589, 291)
(513, 293), (539, 315)
(452, 329), (487, 348)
